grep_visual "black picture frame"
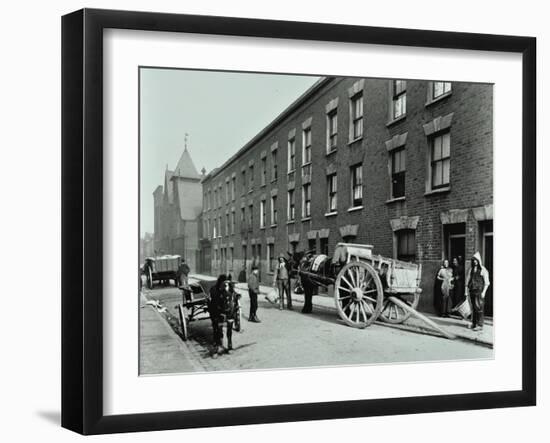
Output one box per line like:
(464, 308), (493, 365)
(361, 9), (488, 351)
(61, 8), (536, 435)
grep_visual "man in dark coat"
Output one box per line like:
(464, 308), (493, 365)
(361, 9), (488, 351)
(208, 274), (238, 355)
(247, 265), (261, 322)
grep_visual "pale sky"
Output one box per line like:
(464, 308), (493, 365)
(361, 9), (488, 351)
(140, 68), (320, 236)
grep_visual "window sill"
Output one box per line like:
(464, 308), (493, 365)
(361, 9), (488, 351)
(325, 211), (338, 217)
(326, 148), (337, 156)
(288, 169), (296, 175)
(348, 136), (363, 146)
(301, 162), (312, 167)
(426, 91), (452, 107)
(270, 224), (278, 228)
(386, 196), (406, 204)
(386, 114), (406, 127)
(286, 220), (295, 225)
(260, 183), (266, 188)
(260, 226), (266, 230)
(248, 189), (254, 194)
(424, 186), (451, 196)
(301, 217), (312, 222)
(348, 206), (364, 212)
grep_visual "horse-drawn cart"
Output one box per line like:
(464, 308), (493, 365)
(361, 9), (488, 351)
(299, 243), (454, 339)
(177, 279), (242, 341)
(143, 255), (181, 289)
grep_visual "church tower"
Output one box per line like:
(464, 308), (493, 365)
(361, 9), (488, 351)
(167, 143), (203, 271)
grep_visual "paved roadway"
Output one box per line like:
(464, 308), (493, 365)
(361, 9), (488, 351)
(140, 279), (492, 374)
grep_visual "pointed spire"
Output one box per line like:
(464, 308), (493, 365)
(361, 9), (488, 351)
(184, 133), (189, 152)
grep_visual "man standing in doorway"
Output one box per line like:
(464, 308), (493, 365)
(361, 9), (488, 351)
(247, 265), (261, 323)
(465, 252), (490, 331)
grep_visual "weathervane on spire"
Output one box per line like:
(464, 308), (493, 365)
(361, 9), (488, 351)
(184, 132), (189, 151)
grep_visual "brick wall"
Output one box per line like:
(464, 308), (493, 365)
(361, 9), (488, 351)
(200, 77), (493, 313)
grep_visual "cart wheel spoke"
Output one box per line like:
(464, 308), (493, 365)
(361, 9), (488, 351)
(341, 275), (354, 289)
(347, 269), (356, 287)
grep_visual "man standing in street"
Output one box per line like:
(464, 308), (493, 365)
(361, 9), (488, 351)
(247, 265), (261, 323)
(177, 258), (190, 288)
(465, 252), (490, 331)
(273, 254), (292, 310)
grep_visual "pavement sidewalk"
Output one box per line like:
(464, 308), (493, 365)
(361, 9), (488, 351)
(190, 273), (494, 348)
(139, 292), (205, 374)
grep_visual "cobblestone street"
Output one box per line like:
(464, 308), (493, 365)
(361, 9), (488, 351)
(140, 278), (492, 374)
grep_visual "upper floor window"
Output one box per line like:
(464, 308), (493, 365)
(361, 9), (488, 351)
(287, 190), (295, 221)
(392, 80), (407, 119)
(327, 173), (337, 213)
(391, 147), (406, 198)
(248, 204), (254, 227)
(270, 195), (278, 225)
(350, 93), (363, 140)
(241, 170), (246, 195)
(249, 164), (254, 191)
(302, 128), (312, 165)
(431, 132), (451, 189)
(350, 164), (363, 207)
(288, 138), (296, 173)
(271, 150), (278, 182)
(226, 181), (230, 202)
(231, 177), (236, 201)
(231, 210), (235, 235)
(260, 199), (266, 228)
(302, 184), (312, 218)
(433, 81), (452, 99)
(327, 110), (338, 152)
(261, 157), (267, 186)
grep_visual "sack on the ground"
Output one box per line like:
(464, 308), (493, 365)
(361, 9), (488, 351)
(265, 288), (279, 305)
(453, 298), (472, 320)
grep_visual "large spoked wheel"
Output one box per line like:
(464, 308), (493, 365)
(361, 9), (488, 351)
(178, 304), (188, 341)
(334, 261), (384, 328)
(146, 268), (153, 290)
(379, 291), (420, 324)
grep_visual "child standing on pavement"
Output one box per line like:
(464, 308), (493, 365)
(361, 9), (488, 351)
(247, 265), (261, 323)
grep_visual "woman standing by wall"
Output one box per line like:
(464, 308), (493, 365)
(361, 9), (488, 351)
(437, 259), (454, 317)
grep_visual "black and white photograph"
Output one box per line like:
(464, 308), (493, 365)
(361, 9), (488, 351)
(139, 69), (494, 375)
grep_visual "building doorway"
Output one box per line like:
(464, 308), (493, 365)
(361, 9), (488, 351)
(480, 220), (493, 317)
(444, 223), (465, 263)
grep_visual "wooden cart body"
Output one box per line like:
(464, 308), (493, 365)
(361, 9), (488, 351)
(299, 243), (423, 328)
(177, 279), (242, 340)
(143, 254), (181, 288)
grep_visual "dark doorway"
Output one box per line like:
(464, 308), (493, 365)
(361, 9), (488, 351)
(481, 221), (494, 317)
(444, 223), (465, 263)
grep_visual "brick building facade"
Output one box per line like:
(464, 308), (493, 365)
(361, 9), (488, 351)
(198, 76), (493, 314)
